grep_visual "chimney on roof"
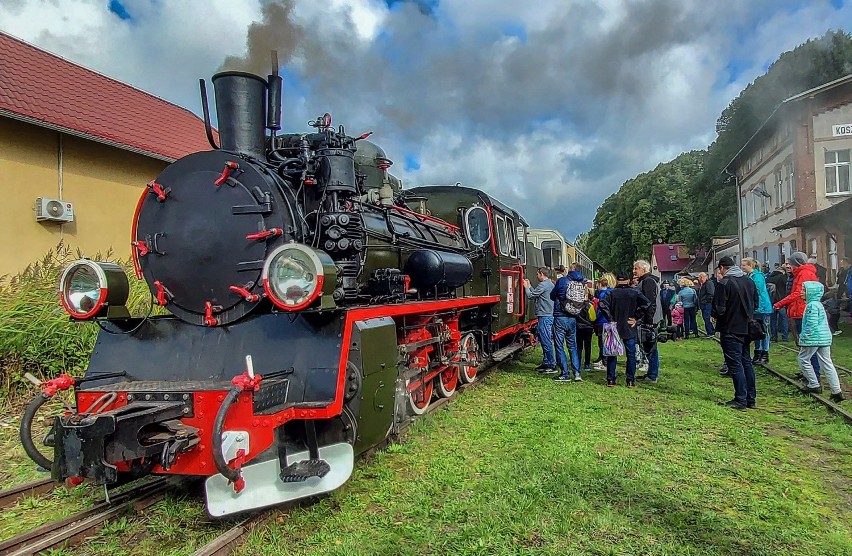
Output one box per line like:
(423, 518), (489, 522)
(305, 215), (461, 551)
(211, 71), (269, 160)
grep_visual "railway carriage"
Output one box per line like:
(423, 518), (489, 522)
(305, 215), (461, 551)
(20, 69), (541, 516)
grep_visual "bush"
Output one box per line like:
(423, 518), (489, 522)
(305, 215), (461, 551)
(0, 243), (158, 398)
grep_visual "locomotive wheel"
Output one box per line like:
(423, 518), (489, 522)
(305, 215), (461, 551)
(458, 333), (481, 384)
(435, 366), (458, 398)
(408, 379), (433, 415)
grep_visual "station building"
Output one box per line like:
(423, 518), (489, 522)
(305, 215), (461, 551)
(0, 31), (213, 278)
(726, 74), (852, 286)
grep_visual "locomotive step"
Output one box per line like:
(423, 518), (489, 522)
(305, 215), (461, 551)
(279, 458), (331, 483)
(491, 342), (524, 362)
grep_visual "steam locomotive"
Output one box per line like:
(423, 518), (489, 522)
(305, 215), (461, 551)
(21, 68), (543, 516)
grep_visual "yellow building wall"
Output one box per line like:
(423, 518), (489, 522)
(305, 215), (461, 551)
(0, 117), (166, 278)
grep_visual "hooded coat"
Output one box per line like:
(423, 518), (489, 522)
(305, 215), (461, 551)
(798, 282), (833, 347)
(747, 268), (773, 315)
(774, 263), (818, 319)
(551, 270), (586, 317)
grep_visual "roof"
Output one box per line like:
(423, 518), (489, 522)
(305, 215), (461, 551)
(652, 243), (692, 272)
(724, 74), (852, 173)
(772, 196), (852, 231)
(0, 31), (213, 162)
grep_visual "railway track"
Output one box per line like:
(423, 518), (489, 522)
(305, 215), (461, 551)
(700, 332), (852, 425)
(772, 341), (852, 376)
(0, 478), (55, 511)
(0, 478), (172, 556)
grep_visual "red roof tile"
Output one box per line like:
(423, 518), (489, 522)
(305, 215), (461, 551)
(0, 32), (213, 161)
(652, 243), (692, 272)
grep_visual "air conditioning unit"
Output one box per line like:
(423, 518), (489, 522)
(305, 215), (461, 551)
(35, 197), (74, 223)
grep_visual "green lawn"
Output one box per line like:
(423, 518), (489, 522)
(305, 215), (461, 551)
(1, 338), (851, 556)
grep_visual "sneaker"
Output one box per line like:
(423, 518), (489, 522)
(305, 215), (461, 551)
(584, 365), (592, 373)
(793, 373), (806, 382)
(830, 392), (845, 403)
(553, 374), (572, 383)
(542, 368), (559, 375)
(833, 330), (842, 336)
(606, 379), (616, 387)
(534, 365), (550, 371)
(720, 399), (747, 411)
(574, 374), (583, 382)
(806, 386), (823, 394)
(626, 380), (635, 388)
(593, 362), (606, 371)
(641, 376), (658, 383)
(746, 402), (756, 409)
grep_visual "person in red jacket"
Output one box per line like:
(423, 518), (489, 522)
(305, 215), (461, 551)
(774, 251), (820, 376)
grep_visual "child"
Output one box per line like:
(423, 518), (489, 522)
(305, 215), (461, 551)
(822, 290), (842, 336)
(671, 301), (685, 341)
(798, 282), (844, 403)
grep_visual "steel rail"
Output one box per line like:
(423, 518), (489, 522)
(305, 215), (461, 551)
(0, 478), (55, 511)
(0, 479), (171, 556)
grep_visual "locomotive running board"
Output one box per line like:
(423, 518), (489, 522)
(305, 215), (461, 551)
(204, 442), (354, 517)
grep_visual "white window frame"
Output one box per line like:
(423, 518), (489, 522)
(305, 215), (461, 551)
(494, 213), (508, 256)
(463, 206), (491, 247)
(786, 160), (795, 202)
(775, 168), (784, 208)
(825, 149), (852, 195)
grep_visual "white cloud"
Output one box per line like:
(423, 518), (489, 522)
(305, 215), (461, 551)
(2, 0), (851, 241)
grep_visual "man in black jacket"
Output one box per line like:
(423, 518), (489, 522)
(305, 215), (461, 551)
(766, 264), (789, 342)
(712, 256), (759, 410)
(633, 260), (662, 383)
(599, 271), (650, 388)
(697, 272), (715, 336)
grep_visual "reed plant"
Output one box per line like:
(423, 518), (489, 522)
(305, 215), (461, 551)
(0, 243), (158, 400)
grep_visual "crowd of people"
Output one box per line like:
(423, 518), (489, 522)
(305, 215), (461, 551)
(523, 252), (848, 408)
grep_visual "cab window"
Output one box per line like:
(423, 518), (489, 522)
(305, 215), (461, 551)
(495, 214), (508, 255)
(464, 206), (491, 246)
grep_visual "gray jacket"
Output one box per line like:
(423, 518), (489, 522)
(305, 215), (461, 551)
(525, 279), (555, 317)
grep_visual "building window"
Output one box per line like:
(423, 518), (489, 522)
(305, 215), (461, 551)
(785, 160), (795, 202)
(809, 238), (818, 260)
(825, 149), (851, 195)
(778, 243), (785, 263)
(790, 239), (797, 254)
(774, 168), (784, 207)
(741, 195), (748, 226)
(828, 234), (838, 285)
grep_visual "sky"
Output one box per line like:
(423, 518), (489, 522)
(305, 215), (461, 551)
(2, 0), (851, 242)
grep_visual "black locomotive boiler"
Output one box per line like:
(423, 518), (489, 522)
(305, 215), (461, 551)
(21, 69), (544, 516)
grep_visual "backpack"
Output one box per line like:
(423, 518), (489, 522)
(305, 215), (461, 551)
(766, 282), (779, 304)
(562, 280), (587, 315)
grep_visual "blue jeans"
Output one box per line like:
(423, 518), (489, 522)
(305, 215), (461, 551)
(701, 303), (715, 335)
(607, 337), (636, 383)
(720, 333), (756, 406)
(794, 319), (820, 377)
(754, 313), (771, 352)
(537, 316), (555, 368)
(770, 308), (788, 341)
(554, 316), (581, 377)
(644, 340), (660, 380)
(684, 307), (699, 337)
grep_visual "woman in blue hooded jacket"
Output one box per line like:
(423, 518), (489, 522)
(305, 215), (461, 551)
(742, 258), (773, 363)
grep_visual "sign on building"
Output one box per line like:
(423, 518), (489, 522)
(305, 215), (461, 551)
(832, 124), (852, 136)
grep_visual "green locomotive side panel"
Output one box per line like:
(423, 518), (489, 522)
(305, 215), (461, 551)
(348, 317), (398, 453)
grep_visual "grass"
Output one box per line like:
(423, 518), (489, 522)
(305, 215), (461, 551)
(1, 335), (850, 555)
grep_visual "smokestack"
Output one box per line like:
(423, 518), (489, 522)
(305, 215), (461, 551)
(211, 71), (268, 160)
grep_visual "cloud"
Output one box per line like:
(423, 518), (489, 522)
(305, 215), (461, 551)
(3, 0), (852, 241)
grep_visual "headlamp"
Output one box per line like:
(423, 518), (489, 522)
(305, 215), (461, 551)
(262, 244), (337, 311)
(59, 260), (130, 319)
